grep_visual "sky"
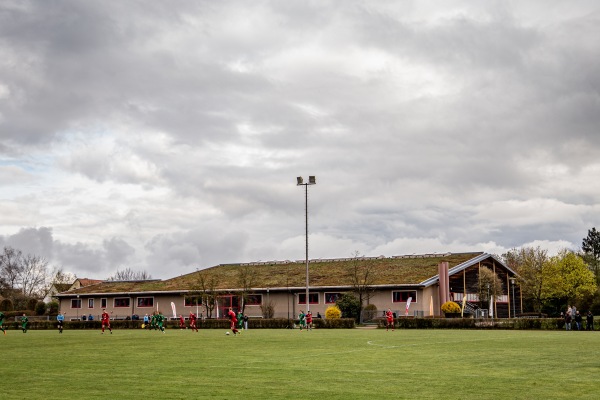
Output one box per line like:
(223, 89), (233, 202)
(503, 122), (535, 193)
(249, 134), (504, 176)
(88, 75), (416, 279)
(1, 1), (599, 280)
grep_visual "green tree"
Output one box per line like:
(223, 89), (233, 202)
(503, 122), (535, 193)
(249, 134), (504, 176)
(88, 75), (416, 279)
(503, 247), (554, 312)
(549, 250), (597, 305)
(335, 292), (361, 321)
(581, 227), (600, 284)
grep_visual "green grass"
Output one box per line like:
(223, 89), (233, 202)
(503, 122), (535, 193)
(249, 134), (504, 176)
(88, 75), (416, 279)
(1, 327), (599, 399)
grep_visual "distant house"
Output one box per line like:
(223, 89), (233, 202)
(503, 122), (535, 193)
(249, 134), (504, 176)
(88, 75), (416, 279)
(43, 283), (72, 303)
(69, 278), (103, 290)
(44, 278), (103, 304)
(56, 252), (521, 321)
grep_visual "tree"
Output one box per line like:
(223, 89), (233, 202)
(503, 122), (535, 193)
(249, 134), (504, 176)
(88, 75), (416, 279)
(19, 254), (49, 297)
(194, 271), (220, 318)
(581, 227), (600, 284)
(106, 268), (152, 281)
(237, 264), (257, 314)
(336, 292), (361, 322)
(347, 251), (378, 322)
(549, 250), (597, 305)
(477, 267), (503, 312)
(49, 268), (76, 285)
(1, 247), (51, 299)
(0, 246), (24, 291)
(503, 247), (554, 312)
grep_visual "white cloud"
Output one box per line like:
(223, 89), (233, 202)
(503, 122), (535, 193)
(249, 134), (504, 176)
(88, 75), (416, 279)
(1, 1), (599, 278)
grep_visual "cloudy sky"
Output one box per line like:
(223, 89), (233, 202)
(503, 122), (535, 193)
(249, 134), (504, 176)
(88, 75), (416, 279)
(1, 1), (599, 280)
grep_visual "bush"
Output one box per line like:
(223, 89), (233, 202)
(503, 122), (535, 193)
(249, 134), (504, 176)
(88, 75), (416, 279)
(441, 301), (461, 314)
(363, 304), (378, 321)
(0, 298), (14, 311)
(35, 301), (47, 316)
(47, 301), (59, 315)
(27, 298), (38, 311)
(336, 293), (361, 321)
(325, 306), (342, 319)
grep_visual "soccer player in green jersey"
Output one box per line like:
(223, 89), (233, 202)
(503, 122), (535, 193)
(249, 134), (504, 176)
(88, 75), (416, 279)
(0, 311), (6, 335)
(298, 311), (306, 330)
(156, 312), (165, 333)
(21, 313), (28, 333)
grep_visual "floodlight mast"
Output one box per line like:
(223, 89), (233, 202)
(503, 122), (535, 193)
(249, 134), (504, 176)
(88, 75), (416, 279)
(297, 176), (316, 313)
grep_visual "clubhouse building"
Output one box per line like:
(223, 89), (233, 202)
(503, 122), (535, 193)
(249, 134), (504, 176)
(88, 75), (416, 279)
(56, 252), (521, 321)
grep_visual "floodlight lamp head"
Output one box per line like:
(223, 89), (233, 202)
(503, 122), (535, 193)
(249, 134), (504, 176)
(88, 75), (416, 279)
(297, 176), (304, 185)
(309, 176), (316, 184)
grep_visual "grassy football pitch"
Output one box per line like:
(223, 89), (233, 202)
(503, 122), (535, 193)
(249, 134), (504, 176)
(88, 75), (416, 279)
(1, 327), (598, 399)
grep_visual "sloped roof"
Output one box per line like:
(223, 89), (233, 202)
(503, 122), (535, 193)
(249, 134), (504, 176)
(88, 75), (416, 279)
(52, 283), (72, 293)
(420, 253), (512, 287)
(74, 278), (103, 287)
(58, 252), (485, 296)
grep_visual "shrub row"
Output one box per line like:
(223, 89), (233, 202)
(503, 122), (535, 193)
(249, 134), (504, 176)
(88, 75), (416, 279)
(1, 317), (356, 330)
(376, 317), (598, 330)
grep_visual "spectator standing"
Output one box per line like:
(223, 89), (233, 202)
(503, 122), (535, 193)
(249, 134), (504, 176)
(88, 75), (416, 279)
(586, 311), (594, 331)
(565, 312), (572, 331)
(243, 314), (249, 330)
(574, 311), (583, 331)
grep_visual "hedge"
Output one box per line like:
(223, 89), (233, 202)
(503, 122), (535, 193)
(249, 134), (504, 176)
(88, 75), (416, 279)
(376, 317), (599, 330)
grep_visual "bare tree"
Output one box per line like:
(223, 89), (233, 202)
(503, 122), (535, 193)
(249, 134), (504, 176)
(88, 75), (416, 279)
(0, 246), (24, 291)
(237, 264), (257, 314)
(194, 271), (220, 318)
(347, 251), (378, 319)
(19, 254), (49, 297)
(106, 267), (152, 281)
(49, 267), (77, 285)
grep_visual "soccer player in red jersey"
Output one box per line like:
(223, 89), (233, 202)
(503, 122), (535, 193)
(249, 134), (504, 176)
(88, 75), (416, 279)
(385, 308), (394, 331)
(179, 314), (185, 330)
(189, 312), (198, 332)
(306, 311), (313, 330)
(101, 309), (112, 334)
(227, 307), (239, 335)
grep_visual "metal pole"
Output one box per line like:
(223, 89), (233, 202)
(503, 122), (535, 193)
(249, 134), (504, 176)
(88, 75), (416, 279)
(511, 279), (516, 317)
(305, 183), (309, 313)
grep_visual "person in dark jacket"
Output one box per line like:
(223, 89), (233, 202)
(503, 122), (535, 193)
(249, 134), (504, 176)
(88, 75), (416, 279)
(586, 311), (594, 331)
(574, 311), (583, 330)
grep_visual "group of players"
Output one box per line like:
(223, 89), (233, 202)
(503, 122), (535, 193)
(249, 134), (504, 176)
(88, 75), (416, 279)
(0, 311), (30, 334)
(2, 307), (326, 335)
(297, 310), (314, 330)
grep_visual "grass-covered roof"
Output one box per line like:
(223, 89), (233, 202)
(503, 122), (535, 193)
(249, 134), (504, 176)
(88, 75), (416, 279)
(61, 252), (483, 295)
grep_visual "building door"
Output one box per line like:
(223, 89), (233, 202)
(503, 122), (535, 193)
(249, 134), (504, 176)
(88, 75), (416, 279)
(216, 295), (240, 319)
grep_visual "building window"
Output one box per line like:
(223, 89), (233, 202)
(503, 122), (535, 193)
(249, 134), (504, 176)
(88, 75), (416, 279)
(392, 291), (417, 303)
(101, 298), (107, 308)
(88, 298), (94, 309)
(137, 297), (154, 308)
(245, 294), (262, 306)
(114, 298), (131, 308)
(298, 293), (319, 305)
(324, 292), (342, 304)
(71, 299), (82, 309)
(184, 296), (202, 307)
